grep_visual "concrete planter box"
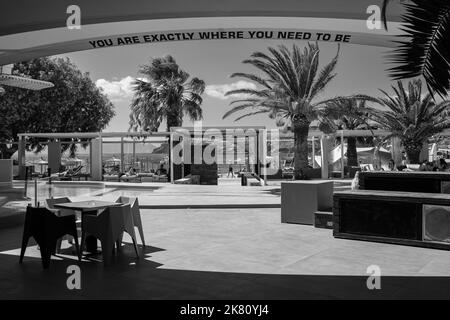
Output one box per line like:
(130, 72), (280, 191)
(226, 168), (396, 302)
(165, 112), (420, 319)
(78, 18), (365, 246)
(281, 180), (333, 225)
(0, 159), (13, 189)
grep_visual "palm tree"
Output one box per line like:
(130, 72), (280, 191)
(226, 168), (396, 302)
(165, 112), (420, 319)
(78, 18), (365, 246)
(223, 42), (344, 179)
(363, 79), (450, 164)
(321, 98), (374, 166)
(129, 55), (205, 132)
(382, 0), (450, 97)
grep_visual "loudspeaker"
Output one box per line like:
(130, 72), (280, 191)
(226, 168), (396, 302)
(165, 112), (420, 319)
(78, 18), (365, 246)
(441, 181), (450, 194)
(423, 205), (450, 244)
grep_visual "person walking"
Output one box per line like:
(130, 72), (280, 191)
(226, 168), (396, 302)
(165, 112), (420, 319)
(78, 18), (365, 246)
(227, 164), (234, 178)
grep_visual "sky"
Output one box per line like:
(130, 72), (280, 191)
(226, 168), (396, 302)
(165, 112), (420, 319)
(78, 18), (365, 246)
(58, 38), (395, 132)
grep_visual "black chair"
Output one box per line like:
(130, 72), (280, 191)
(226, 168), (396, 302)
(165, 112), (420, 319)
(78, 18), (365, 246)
(81, 204), (139, 266)
(19, 206), (82, 269)
(46, 197), (80, 253)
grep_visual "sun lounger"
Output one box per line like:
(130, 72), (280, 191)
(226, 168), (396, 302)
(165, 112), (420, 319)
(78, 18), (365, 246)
(120, 174), (140, 182)
(58, 165), (84, 181)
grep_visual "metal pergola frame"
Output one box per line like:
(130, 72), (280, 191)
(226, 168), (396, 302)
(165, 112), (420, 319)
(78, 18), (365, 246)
(169, 126), (267, 183)
(15, 128), (450, 181)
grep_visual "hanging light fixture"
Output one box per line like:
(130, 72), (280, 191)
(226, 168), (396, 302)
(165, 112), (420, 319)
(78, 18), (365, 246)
(0, 74), (54, 90)
(0, 64), (53, 90)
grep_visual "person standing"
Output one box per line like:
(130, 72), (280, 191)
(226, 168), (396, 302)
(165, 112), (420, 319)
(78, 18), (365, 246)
(227, 164), (234, 178)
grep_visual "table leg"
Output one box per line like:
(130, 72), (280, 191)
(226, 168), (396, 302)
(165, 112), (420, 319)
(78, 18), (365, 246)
(82, 210), (99, 254)
(86, 236), (98, 254)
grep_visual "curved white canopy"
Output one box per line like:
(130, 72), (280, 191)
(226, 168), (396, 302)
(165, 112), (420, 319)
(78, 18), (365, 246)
(0, 0), (406, 65)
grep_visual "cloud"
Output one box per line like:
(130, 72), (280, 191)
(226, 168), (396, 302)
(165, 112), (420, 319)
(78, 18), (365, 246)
(205, 80), (257, 100)
(95, 76), (136, 101)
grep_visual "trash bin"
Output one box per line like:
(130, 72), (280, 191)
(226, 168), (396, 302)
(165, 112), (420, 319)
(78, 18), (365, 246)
(241, 174), (247, 186)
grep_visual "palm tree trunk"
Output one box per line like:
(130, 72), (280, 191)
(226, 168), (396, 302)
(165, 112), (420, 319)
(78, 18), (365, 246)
(406, 148), (422, 164)
(166, 114), (182, 182)
(293, 122), (310, 179)
(346, 137), (358, 167)
(166, 114), (181, 132)
(404, 140), (423, 164)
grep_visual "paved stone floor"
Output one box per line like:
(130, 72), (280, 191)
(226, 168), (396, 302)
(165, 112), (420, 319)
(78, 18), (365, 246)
(1, 207), (450, 299)
(4, 178), (351, 212)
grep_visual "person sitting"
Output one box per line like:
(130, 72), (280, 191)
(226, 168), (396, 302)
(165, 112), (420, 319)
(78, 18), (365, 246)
(120, 167), (138, 181)
(351, 171), (360, 190)
(387, 159), (397, 171)
(436, 158), (450, 172)
(419, 160), (436, 171)
(157, 164), (167, 176)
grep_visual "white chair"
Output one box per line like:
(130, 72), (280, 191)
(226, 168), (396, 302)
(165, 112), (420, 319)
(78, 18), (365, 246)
(116, 196), (146, 247)
(81, 204), (139, 266)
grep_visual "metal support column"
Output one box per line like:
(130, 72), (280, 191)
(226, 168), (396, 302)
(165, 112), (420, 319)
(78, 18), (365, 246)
(170, 133), (174, 183)
(312, 136), (316, 168)
(120, 137), (124, 172)
(18, 136), (26, 179)
(341, 131), (345, 179)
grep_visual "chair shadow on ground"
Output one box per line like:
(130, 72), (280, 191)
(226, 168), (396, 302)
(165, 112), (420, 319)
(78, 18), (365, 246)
(264, 188), (281, 196)
(1, 226), (450, 300)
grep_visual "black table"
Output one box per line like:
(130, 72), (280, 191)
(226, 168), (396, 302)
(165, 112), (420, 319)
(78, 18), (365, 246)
(54, 200), (122, 253)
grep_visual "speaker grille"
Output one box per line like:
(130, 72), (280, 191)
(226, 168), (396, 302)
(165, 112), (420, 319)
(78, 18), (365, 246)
(423, 205), (450, 243)
(441, 181), (450, 194)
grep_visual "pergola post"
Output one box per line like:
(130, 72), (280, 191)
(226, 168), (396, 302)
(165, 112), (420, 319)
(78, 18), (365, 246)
(18, 135), (26, 179)
(255, 131), (260, 176)
(320, 135), (332, 179)
(312, 137), (316, 168)
(390, 137), (402, 166)
(170, 132), (174, 183)
(340, 130), (345, 179)
(132, 139), (136, 169)
(90, 137), (103, 181)
(120, 137), (124, 172)
(47, 140), (61, 174)
(257, 129), (267, 185)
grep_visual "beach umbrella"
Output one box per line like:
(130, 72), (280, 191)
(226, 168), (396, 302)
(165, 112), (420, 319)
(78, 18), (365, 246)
(33, 158), (48, 173)
(63, 156), (83, 166)
(106, 156), (121, 164)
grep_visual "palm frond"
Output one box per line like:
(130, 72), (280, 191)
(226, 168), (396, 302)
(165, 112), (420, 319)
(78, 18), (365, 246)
(233, 110), (271, 122)
(308, 44), (340, 100)
(222, 103), (262, 119)
(229, 72), (272, 89)
(381, 0), (394, 30)
(388, 0), (450, 97)
(225, 88), (269, 98)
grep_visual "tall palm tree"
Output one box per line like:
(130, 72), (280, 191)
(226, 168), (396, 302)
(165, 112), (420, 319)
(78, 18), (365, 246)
(223, 42), (344, 179)
(129, 55), (205, 132)
(382, 0), (450, 97)
(362, 79), (450, 164)
(321, 99), (374, 166)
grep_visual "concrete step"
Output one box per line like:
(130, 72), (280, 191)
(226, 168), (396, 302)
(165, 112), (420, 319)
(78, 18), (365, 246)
(314, 210), (333, 229)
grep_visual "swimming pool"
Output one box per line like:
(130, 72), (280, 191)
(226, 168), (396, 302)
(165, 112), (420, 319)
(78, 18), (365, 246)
(13, 181), (160, 201)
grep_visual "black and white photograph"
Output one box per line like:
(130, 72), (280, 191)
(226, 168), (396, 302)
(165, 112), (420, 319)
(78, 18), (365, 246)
(0, 0), (450, 306)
